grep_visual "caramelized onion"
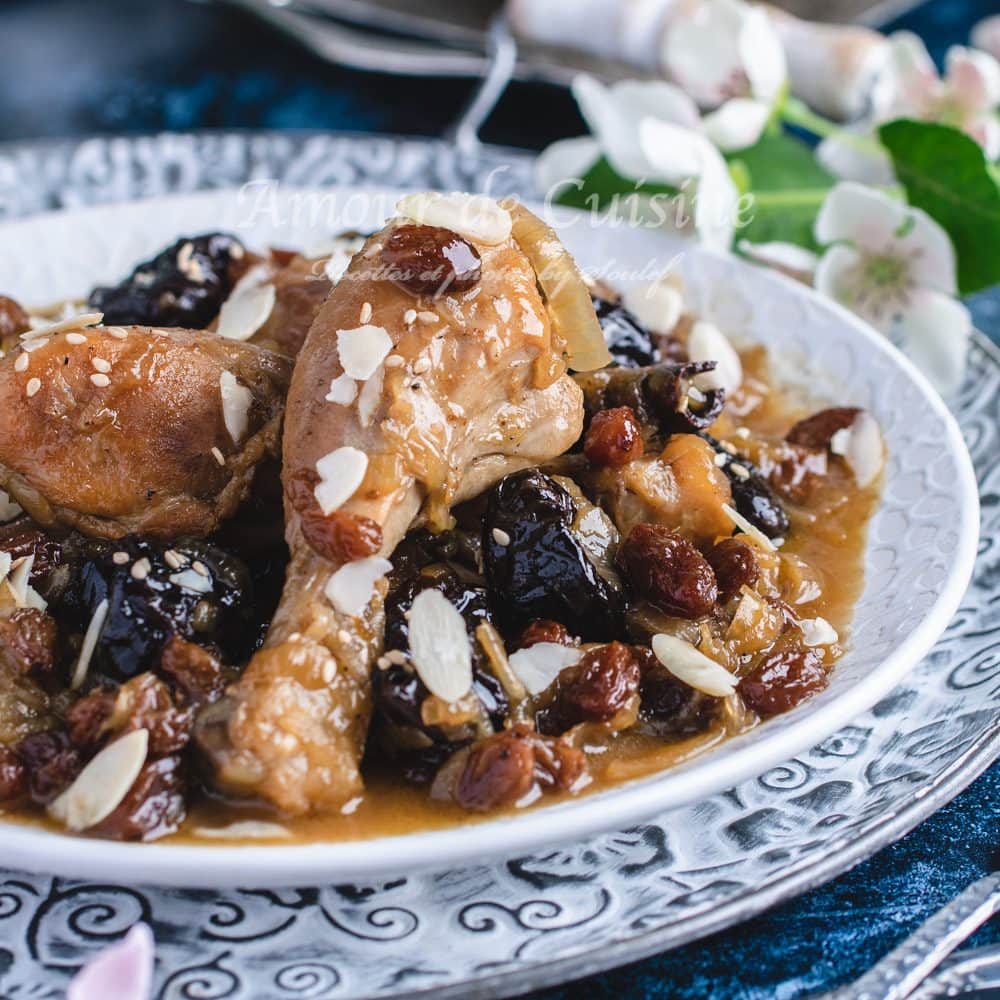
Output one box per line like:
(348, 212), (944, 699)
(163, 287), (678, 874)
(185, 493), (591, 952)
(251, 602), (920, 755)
(508, 204), (612, 373)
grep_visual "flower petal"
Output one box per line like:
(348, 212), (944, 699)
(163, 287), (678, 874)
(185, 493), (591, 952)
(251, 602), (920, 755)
(611, 79), (702, 130)
(739, 6), (787, 103)
(894, 288), (971, 395)
(894, 204), (958, 296)
(971, 14), (1000, 62)
(814, 181), (908, 251)
(945, 45), (1000, 111)
(638, 117), (706, 183)
(815, 128), (895, 185)
(872, 31), (939, 119)
(534, 137), (601, 197)
(813, 243), (891, 331)
(572, 75), (655, 179)
(738, 239), (819, 283)
(68, 923), (154, 1000)
(664, 0), (746, 108)
(702, 98), (770, 152)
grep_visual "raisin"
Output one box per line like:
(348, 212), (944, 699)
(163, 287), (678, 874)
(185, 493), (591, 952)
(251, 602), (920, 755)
(0, 609), (60, 678)
(87, 754), (185, 841)
(159, 636), (225, 706)
(381, 224), (481, 296)
(619, 524), (717, 618)
(539, 642), (640, 734)
(0, 518), (62, 582)
(706, 538), (760, 603)
(787, 407), (861, 450)
(15, 730), (82, 805)
(285, 469), (382, 564)
(65, 689), (115, 750)
(767, 443), (829, 505)
(0, 746), (27, 801)
(111, 673), (194, 755)
(518, 620), (574, 649)
(738, 647), (827, 717)
(0, 295), (30, 340)
(584, 406), (644, 467)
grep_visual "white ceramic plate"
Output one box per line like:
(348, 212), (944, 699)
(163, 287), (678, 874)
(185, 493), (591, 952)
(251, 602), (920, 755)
(0, 187), (979, 887)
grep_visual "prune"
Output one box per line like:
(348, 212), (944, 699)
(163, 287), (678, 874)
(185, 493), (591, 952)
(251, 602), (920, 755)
(584, 406), (644, 467)
(286, 469), (382, 564)
(592, 295), (660, 368)
(787, 407), (861, 450)
(0, 295), (29, 340)
(703, 436), (790, 539)
(706, 538), (760, 603)
(0, 609), (60, 679)
(538, 642), (640, 734)
(87, 754), (185, 841)
(0, 746), (26, 801)
(453, 725), (585, 811)
(381, 224), (481, 296)
(59, 536), (255, 682)
(15, 730), (81, 805)
(482, 470), (625, 640)
(0, 518), (62, 585)
(88, 233), (245, 328)
(638, 648), (721, 736)
(619, 524), (718, 619)
(738, 647), (827, 716)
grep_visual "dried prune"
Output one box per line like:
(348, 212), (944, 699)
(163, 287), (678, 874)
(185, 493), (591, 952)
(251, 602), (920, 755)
(381, 224), (481, 296)
(482, 470), (625, 640)
(738, 647), (827, 716)
(584, 406), (644, 467)
(88, 754), (185, 841)
(787, 407), (861, 450)
(0, 295), (30, 340)
(0, 609), (60, 679)
(592, 295), (660, 368)
(703, 436), (790, 539)
(59, 536), (255, 682)
(619, 524), (718, 618)
(15, 730), (81, 805)
(88, 233), (245, 328)
(638, 648), (721, 736)
(706, 538), (760, 603)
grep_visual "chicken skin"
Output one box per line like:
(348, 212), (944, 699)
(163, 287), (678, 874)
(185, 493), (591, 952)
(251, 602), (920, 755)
(197, 207), (586, 814)
(0, 322), (290, 540)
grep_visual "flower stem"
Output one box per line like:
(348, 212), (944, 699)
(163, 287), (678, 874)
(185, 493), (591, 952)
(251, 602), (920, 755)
(780, 97), (840, 140)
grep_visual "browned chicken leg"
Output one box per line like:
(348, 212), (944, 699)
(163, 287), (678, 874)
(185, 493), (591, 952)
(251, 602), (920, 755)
(0, 321), (290, 540)
(197, 203), (587, 814)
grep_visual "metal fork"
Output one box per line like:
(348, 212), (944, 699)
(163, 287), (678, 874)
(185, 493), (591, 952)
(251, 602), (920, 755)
(817, 874), (1000, 999)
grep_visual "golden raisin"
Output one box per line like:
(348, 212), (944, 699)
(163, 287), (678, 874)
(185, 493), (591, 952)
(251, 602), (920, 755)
(584, 406), (644, 467)
(381, 224), (481, 297)
(286, 469), (382, 563)
(706, 538), (759, 603)
(738, 647), (827, 717)
(518, 619), (575, 649)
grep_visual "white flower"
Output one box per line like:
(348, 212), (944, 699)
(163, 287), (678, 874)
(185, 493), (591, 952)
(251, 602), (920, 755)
(534, 76), (741, 249)
(818, 32), (1000, 182)
(813, 182), (970, 394)
(664, 0), (786, 147)
(972, 15), (1000, 63)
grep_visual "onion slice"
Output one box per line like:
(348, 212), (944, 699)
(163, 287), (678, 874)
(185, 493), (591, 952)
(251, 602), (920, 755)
(508, 203), (612, 373)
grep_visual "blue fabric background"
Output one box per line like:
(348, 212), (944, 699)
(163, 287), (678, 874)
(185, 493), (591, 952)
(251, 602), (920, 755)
(0, 1), (996, 995)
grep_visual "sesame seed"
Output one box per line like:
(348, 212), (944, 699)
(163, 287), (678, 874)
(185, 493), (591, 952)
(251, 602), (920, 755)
(106, 327), (128, 340)
(112, 551), (130, 565)
(130, 557), (151, 581)
(713, 452), (728, 467)
(377, 655), (391, 670)
(164, 550), (184, 569)
(192, 560), (210, 578)
(720, 441), (737, 455)
(417, 311), (438, 324)
(412, 357), (431, 375)
(729, 462), (750, 479)
(492, 528), (511, 546)
(385, 649), (408, 666)
(65, 332), (87, 345)
(90, 373), (110, 388)
(14, 353), (28, 372)
(211, 446), (226, 466)
(735, 427), (751, 439)
(25, 378), (41, 398)
(321, 661), (336, 684)
(91, 357), (111, 373)
(337, 629), (351, 644)
(403, 309), (417, 326)
(385, 355), (404, 368)
(359, 302), (373, 324)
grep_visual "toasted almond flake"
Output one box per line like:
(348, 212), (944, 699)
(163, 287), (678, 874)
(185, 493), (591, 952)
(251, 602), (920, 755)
(49, 730), (149, 831)
(491, 527), (511, 546)
(357, 367), (384, 428)
(219, 370), (252, 444)
(71, 598), (109, 689)
(829, 428), (850, 456)
(687, 320), (743, 396)
(325, 373), (358, 405)
(403, 309), (417, 325)
(359, 302), (373, 324)
(170, 568), (213, 594)
(324, 556), (392, 617)
(91, 357), (111, 373)
(515, 784), (543, 809)
(211, 446), (226, 466)
(0, 553), (11, 588)
(21, 311), (102, 341)
(651, 633), (738, 697)
(408, 589), (474, 703)
(164, 549), (184, 569)
(65, 332), (87, 345)
(0, 490), (21, 523)
(112, 551), (129, 565)
(313, 446), (368, 515)
(842, 411), (884, 488)
(21, 337), (49, 353)
(130, 557), (151, 581)
(7, 555), (32, 603)
(337, 325), (392, 381)
(25, 378), (41, 398)
(622, 275), (684, 335)
(396, 192), (512, 245)
(194, 820), (291, 840)
(721, 503), (777, 551)
(507, 642), (581, 696)
(799, 616), (839, 647)
(13, 353), (28, 372)
(216, 267), (276, 341)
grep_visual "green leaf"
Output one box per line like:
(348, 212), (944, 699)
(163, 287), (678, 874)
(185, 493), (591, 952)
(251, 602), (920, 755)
(879, 119), (1000, 295)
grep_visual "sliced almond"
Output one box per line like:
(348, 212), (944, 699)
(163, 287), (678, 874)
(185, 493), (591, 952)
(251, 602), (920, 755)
(0, 552), (10, 586)
(687, 320), (743, 396)
(337, 324), (392, 380)
(314, 446), (368, 515)
(396, 191), (512, 245)
(48, 729), (149, 832)
(507, 642), (582, 696)
(169, 568), (213, 594)
(324, 555), (392, 617)
(798, 616), (839, 647)
(721, 503), (777, 552)
(219, 370), (252, 444)
(407, 589), (474, 703)
(0, 489), (22, 522)
(216, 267), (276, 342)
(20, 311), (102, 342)
(622, 275), (684, 335)
(651, 633), (738, 697)
(325, 373), (358, 405)
(842, 411), (884, 488)
(71, 597), (109, 690)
